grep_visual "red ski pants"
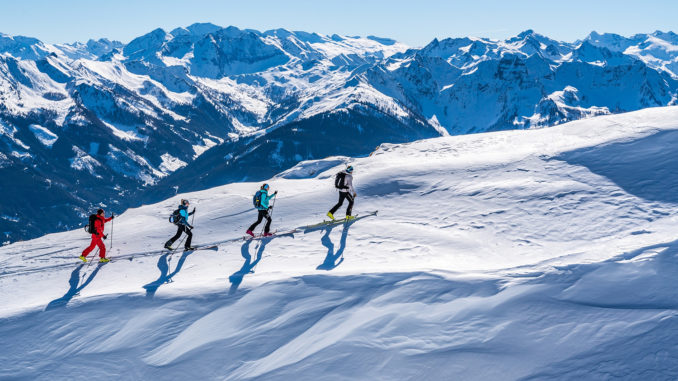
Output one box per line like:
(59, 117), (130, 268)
(82, 234), (106, 258)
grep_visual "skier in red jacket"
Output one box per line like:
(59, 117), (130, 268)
(79, 209), (114, 263)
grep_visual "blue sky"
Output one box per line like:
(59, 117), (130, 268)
(1, 0), (677, 46)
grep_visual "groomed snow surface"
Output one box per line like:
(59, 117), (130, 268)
(2, 107), (678, 380)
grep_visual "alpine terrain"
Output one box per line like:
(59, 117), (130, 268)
(1, 25), (678, 242)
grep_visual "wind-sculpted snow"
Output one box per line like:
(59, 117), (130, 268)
(5, 261), (677, 380)
(1, 108), (678, 379)
(0, 25), (677, 244)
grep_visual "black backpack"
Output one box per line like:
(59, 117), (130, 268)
(169, 208), (181, 224)
(84, 214), (97, 234)
(335, 172), (347, 189)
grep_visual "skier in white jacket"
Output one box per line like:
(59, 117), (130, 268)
(327, 165), (356, 220)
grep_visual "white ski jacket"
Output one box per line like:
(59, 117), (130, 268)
(340, 171), (355, 195)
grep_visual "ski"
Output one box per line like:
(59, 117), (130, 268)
(107, 245), (217, 263)
(162, 243), (217, 252)
(301, 210), (378, 231)
(183, 244), (219, 252)
(243, 229), (297, 241)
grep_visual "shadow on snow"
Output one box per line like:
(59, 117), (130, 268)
(45, 263), (106, 310)
(229, 238), (271, 294)
(143, 250), (196, 298)
(317, 219), (356, 271)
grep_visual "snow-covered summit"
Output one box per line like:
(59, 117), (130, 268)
(586, 30), (678, 77)
(2, 107), (678, 379)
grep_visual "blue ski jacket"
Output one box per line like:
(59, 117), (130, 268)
(177, 205), (195, 226)
(257, 190), (276, 210)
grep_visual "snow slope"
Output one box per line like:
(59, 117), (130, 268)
(2, 107), (678, 379)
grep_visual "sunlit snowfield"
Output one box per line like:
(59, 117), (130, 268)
(2, 107), (678, 380)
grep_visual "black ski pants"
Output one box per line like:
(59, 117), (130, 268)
(329, 192), (354, 216)
(249, 209), (272, 233)
(166, 224), (192, 249)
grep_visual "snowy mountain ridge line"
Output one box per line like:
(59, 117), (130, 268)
(0, 24), (677, 244)
(2, 107), (678, 379)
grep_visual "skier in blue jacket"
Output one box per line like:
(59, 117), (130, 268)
(247, 183), (277, 237)
(165, 199), (196, 250)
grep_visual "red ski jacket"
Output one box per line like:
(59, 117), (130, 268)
(93, 215), (113, 236)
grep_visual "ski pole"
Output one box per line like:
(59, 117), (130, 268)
(110, 214), (114, 249)
(188, 208), (196, 247)
(267, 193), (278, 233)
(269, 193), (278, 222)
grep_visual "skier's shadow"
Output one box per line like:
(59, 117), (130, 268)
(45, 263), (106, 310)
(317, 220), (354, 271)
(143, 250), (195, 298)
(229, 239), (270, 294)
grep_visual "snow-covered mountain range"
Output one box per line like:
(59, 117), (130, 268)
(1, 24), (677, 242)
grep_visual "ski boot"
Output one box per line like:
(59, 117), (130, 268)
(262, 232), (274, 237)
(185, 246), (197, 251)
(79, 255), (87, 263)
(327, 212), (335, 220)
(164, 243), (173, 250)
(246, 230), (255, 237)
(99, 257), (110, 263)
(345, 215), (356, 221)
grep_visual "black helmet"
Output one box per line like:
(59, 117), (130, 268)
(261, 183), (270, 190)
(346, 165), (354, 173)
(97, 208), (104, 215)
(181, 199), (189, 206)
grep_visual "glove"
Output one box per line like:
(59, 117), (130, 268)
(111, 214), (115, 219)
(192, 208), (196, 213)
(103, 234), (108, 240)
(274, 190), (278, 195)
(188, 225), (194, 230)
(353, 192), (357, 198)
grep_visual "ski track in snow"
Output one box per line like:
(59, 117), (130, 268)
(2, 107), (678, 379)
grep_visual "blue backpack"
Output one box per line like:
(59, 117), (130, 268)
(253, 190), (263, 209)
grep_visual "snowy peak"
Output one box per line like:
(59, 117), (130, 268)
(508, 29), (562, 48)
(51, 38), (124, 61)
(0, 32), (54, 60)
(585, 31), (635, 51)
(112, 24), (409, 79)
(170, 22), (222, 37)
(123, 27), (170, 61)
(586, 30), (678, 77)
(572, 40), (634, 66)
(85, 38), (124, 57)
